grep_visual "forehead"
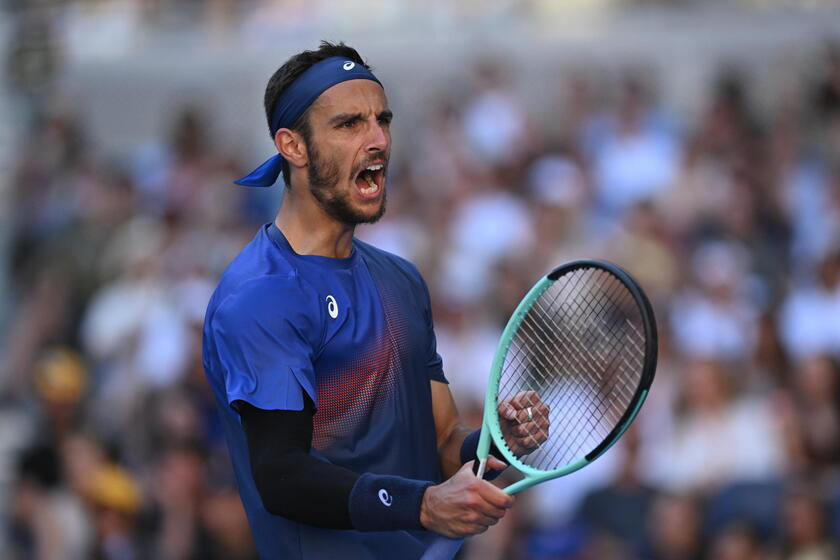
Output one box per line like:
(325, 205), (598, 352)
(308, 79), (388, 120)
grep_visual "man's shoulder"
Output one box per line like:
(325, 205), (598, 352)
(207, 227), (311, 319)
(220, 226), (295, 284)
(353, 238), (424, 284)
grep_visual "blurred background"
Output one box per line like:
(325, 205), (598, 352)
(2, 0), (840, 559)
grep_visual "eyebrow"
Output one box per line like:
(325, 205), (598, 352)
(328, 112), (362, 126)
(328, 110), (393, 126)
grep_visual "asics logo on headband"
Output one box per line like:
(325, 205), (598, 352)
(343, 61), (355, 71)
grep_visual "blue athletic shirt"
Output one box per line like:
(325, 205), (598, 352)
(202, 223), (448, 559)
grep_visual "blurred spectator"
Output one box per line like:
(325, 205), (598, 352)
(32, 347), (89, 442)
(440, 166), (535, 304)
(780, 249), (840, 360)
(707, 522), (772, 560)
(5, 1), (61, 113)
(782, 484), (840, 560)
(814, 43), (840, 119)
(199, 489), (258, 560)
(575, 427), (657, 555)
(647, 359), (786, 492)
(11, 444), (92, 560)
(670, 241), (760, 361)
(778, 354), (840, 472)
(148, 442), (209, 559)
(644, 493), (705, 560)
(85, 463), (144, 560)
(461, 60), (533, 167)
(586, 75), (680, 217)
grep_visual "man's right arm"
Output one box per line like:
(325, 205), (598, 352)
(239, 396), (513, 537)
(239, 397), (360, 528)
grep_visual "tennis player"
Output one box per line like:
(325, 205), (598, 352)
(202, 42), (548, 559)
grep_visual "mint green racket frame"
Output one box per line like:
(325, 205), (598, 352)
(422, 260), (657, 560)
(474, 260), (657, 493)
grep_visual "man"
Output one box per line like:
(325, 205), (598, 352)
(202, 42), (546, 559)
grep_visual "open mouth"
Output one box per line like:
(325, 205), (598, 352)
(354, 163), (385, 199)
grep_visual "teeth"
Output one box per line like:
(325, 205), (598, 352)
(366, 164), (383, 171)
(361, 174), (378, 194)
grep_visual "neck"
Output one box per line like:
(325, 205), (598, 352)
(275, 182), (355, 258)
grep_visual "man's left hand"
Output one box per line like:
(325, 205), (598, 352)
(497, 391), (550, 457)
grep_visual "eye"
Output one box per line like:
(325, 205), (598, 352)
(338, 118), (359, 129)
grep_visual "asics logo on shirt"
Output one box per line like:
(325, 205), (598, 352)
(326, 295), (338, 319)
(378, 489), (392, 507)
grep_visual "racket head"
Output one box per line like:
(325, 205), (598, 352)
(483, 260), (657, 487)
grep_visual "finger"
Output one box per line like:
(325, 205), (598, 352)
(526, 432), (543, 447)
(474, 480), (515, 509)
(512, 408), (531, 424)
(511, 391), (541, 408)
(469, 496), (509, 521)
(473, 510), (504, 526)
(505, 399), (547, 423)
(511, 427), (543, 448)
(497, 402), (517, 421)
(486, 455), (508, 471)
(471, 502), (507, 521)
(511, 421), (545, 438)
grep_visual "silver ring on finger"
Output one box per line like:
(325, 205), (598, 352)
(526, 407), (533, 422)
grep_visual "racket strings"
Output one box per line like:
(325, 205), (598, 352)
(534, 285), (642, 467)
(532, 270), (642, 465)
(513, 314), (614, 450)
(539, 278), (642, 402)
(496, 267), (647, 471)
(522, 274), (636, 417)
(512, 305), (625, 464)
(530, 271), (641, 463)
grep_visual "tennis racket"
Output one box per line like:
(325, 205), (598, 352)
(422, 260), (657, 559)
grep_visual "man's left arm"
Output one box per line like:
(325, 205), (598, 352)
(430, 380), (478, 479)
(430, 381), (511, 481)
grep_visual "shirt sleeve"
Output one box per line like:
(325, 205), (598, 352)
(209, 276), (322, 411)
(418, 271), (447, 384)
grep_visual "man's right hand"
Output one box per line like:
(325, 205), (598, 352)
(418, 460), (514, 538)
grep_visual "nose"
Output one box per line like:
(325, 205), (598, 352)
(366, 121), (389, 153)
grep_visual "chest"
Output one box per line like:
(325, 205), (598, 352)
(311, 260), (427, 376)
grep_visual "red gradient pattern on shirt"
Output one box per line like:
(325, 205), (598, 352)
(312, 330), (396, 450)
(311, 282), (413, 451)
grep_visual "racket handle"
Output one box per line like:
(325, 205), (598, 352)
(420, 537), (463, 560)
(421, 425), (489, 558)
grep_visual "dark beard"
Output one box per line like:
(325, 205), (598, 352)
(307, 143), (386, 225)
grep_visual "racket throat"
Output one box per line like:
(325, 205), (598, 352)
(474, 425), (493, 480)
(476, 457), (488, 479)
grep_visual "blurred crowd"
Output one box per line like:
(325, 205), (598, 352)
(4, 8), (840, 560)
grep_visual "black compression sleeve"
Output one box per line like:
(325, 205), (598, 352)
(239, 397), (359, 529)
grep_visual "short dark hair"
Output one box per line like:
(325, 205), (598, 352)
(264, 41), (370, 186)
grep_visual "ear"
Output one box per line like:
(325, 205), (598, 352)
(274, 128), (308, 168)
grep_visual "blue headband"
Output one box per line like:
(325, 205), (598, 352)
(235, 56), (382, 187)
